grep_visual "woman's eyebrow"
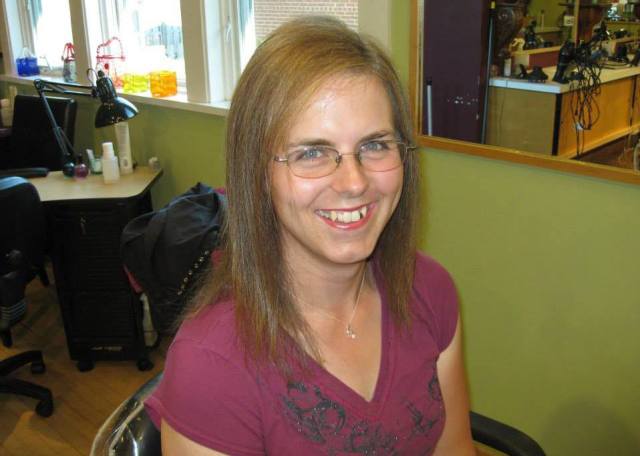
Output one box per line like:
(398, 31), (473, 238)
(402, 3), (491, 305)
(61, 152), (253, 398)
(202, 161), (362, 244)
(359, 130), (395, 142)
(287, 130), (394, 148)
(287, 138), (334, 148)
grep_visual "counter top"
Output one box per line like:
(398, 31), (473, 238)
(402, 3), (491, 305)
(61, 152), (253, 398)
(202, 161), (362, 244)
(29, 166), (163, 202)
(490, 64), (640, 94)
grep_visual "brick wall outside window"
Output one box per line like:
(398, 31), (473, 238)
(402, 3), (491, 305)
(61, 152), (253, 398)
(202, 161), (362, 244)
(254, 0), (358, 42)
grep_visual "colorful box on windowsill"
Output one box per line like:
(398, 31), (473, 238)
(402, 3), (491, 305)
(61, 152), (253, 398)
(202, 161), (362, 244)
(123, 73), (150, 94)
(150, 71), (177, 97)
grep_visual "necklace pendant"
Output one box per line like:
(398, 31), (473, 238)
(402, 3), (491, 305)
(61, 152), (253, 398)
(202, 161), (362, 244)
(346, 324), (356, 339)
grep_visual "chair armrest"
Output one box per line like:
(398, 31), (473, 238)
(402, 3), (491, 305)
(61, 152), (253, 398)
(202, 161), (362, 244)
(91, 374), (163, 456)
(470, 411), (546, 456)
(0, 167), (49, 178)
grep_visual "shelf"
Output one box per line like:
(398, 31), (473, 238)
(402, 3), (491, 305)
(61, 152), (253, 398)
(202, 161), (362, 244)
(559, 3), (612, 8)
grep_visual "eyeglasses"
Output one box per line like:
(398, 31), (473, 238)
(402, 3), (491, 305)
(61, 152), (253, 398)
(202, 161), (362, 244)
(273, 140), (415, 179)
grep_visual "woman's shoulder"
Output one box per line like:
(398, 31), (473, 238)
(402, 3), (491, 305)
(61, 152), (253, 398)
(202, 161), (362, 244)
(171, 298), (241, 360)
(410, 251), (459, 351)
(412, 250), (457, 299)
(414, 251), (455, 288)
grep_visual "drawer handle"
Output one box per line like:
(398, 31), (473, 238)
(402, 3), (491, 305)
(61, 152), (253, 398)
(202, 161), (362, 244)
(80, 216), (87, 235)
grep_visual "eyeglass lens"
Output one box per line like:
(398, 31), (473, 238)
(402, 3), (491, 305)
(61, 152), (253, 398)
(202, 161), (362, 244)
(286, 141), (406, 178)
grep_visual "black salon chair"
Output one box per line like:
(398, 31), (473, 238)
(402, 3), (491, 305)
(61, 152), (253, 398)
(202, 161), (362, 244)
(0, 176), (53, 417)
(91, 372), (545, 456)
(0, 94), (77, 172)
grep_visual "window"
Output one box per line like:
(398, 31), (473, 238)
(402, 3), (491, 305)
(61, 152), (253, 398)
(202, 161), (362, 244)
(253, 0), (358, 44)
(84, 0), (186, 85)
(19, 0), (73, 74)
(0, 0), (380, 111)
(205, 0), (359, 101)
(229, 0), (359, 77)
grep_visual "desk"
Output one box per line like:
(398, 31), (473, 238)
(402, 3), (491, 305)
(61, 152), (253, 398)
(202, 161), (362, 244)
(30, 167), (162, 371)
(487, 65), (640, 157)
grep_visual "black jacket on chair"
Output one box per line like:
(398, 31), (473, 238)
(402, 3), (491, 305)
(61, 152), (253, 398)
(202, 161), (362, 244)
(120, 183), (226, 335)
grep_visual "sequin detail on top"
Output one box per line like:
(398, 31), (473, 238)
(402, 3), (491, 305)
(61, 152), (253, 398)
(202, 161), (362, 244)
(280, 363), (444, 455)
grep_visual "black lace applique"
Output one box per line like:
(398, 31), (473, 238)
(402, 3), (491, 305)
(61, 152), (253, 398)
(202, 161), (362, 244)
(343, 420), (399, 454)
(282, 382), (347, 443)
(428, 365), (443, 402)
(280, 362), (444, 454)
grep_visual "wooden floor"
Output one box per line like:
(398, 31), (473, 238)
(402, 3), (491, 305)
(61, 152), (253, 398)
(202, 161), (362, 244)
(0, 273), (168, 456)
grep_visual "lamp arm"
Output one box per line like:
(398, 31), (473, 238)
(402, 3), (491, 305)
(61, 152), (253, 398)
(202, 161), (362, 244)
(33, 79), (98, 98)
(33, 79), (87, 167)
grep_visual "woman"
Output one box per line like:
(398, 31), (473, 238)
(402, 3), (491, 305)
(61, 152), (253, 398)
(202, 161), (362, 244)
(146, 16), (475, 455)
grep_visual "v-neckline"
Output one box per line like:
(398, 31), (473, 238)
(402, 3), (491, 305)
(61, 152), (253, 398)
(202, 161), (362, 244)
(303, 264), (394, 415)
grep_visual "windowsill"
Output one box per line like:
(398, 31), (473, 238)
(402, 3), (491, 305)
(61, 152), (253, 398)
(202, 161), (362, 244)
(0, 73), (230, 117)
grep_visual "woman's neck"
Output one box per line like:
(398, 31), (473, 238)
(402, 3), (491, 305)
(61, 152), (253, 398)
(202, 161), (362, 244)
(286, 253), (370, 319)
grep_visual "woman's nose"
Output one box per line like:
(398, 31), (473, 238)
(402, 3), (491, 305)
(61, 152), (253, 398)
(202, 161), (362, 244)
(332, 153), (368, 195)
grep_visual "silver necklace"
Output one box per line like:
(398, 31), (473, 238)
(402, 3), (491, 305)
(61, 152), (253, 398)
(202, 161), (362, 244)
(307, 268), (367, 339)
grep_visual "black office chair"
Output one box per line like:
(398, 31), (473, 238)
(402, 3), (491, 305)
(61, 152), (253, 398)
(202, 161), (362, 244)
(0, 176), (54, 417)
(91, 372), (545, 456)
(0, 94), (77, 172)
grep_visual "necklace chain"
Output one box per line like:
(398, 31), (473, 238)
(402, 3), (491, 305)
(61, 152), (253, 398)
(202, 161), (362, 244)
(306, 268), (367, 340)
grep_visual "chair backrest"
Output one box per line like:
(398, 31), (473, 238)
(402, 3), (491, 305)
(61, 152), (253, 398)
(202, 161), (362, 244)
(4, 95), (77, 171)
(0, 176), (46, 276)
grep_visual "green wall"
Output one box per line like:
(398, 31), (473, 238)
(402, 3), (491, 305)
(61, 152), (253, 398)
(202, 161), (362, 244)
(396, 2), (639, 454)
(3, 1), (639, 454)
(92, 104), (227, 205)
(420, 150), (640, 455)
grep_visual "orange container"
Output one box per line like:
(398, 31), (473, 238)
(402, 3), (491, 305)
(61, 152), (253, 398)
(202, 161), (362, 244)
(149, 70), (177, 97)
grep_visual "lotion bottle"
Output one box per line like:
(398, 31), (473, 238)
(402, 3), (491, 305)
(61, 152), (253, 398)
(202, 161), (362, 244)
(101, 142), (120, 183)
(115, 122), (133, 174)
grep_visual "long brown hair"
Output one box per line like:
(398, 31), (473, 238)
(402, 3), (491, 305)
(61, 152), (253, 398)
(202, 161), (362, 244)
(187, 16), (419, 369)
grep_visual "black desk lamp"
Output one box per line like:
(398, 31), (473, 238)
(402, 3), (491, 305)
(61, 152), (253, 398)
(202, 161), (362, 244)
(33, 69), (138, 177)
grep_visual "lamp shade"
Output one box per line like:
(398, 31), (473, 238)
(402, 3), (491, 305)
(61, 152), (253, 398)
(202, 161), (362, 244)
(94, 97), (138, 128)
(93, 71), (138, 128)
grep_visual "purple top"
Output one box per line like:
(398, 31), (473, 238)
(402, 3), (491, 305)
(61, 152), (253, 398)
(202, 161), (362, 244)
(145, 253), (459, 455)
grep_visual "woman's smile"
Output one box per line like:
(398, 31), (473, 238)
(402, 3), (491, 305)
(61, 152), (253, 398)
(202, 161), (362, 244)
(316, 203), (372, 226)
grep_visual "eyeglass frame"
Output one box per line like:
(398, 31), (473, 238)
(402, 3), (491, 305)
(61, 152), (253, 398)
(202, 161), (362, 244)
(273, 139), (417, 179)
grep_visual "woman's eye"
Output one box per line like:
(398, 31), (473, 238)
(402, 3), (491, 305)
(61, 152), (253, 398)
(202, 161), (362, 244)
(361, 141), (390, 153)
(292, 147), (326, 161)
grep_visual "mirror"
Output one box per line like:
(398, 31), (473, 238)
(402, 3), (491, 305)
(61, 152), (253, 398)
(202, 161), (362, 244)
(412, 0), (640, 182)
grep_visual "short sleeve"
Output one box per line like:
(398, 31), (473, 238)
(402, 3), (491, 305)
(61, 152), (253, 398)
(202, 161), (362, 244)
(413, 253), (460, 352)
(145, 339), (264, 455)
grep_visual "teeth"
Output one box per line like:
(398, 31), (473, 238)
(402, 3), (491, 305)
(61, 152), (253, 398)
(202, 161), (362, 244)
(318, 206), (368, 223)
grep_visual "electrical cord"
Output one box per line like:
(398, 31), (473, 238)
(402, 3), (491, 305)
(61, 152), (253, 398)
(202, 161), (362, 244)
(568, 45), (603, 157)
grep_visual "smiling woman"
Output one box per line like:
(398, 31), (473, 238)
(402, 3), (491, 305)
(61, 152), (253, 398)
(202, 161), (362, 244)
(143, 15), (475, 456)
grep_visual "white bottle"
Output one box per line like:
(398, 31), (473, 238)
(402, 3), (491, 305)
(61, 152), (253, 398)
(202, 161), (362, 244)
(141, 294), (158, 347)
(503, 58), (512, 77)
(101, 142), (120, 183)
(1, 99), (12, 127)
(115, 122), (133, 174)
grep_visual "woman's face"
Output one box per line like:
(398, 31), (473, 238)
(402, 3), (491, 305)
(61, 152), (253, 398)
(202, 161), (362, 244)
(270, 74), (403, 270)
